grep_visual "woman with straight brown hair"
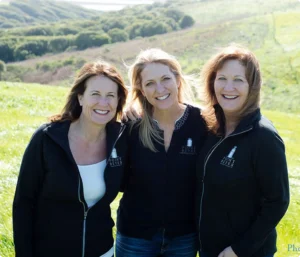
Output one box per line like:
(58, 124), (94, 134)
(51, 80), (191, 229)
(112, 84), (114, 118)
(196, 45), (289, 257)
(13, 60), (128, 257)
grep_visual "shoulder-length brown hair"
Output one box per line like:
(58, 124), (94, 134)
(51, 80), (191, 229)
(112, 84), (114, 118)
(51, 60), (127, 122)
(201, 44), (262, 135)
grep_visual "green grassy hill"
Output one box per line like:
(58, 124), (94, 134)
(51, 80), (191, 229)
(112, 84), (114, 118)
(0, 81), (299, 257)
(0, 0), (98, 28)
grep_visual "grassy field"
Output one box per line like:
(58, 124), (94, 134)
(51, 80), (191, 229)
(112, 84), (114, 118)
(0, 81), (299, 257)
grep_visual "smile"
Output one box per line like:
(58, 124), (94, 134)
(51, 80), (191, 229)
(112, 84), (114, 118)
(222, 95), (238, 100)
(155, 94), (170, 100)
(94, 110), (109, 115)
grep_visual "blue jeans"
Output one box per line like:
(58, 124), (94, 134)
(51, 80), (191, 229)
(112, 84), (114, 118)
(199, 252), (273, 257)
(116, 230), (198, 257)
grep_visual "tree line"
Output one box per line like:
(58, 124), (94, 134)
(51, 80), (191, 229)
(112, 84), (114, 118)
(0, 2), (195, 63)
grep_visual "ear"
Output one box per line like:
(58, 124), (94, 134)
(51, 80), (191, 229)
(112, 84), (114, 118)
(78, 94), (83, 106)
(140, 89), (145, 97)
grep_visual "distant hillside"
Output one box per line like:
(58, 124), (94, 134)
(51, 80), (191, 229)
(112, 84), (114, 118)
(0, 1), (195, 62)
(0, 0), (98, 28)
(3, 0), (299, 113)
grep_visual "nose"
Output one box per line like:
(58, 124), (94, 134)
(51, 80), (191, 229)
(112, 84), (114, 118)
(223, 80), (235, 91)
(98, 96), (109, 106)
(155, 82), (165, 93)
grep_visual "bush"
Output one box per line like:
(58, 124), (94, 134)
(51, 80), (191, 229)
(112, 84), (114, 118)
(107, 28), (128, 43)
(0, 60), (6, 80)
(25, 27), (54, 36)
(49, 37), (71, 52)
(127, 23), (142, 39)
(102, 19), (127, 32)
(0, 42), (15, 62)
(140, 21), (171, 37)
(75, 32), (111, 50)
(165, 9), (184, 22)
(179, 15), (195, 29)
(14, 40), (49, 61)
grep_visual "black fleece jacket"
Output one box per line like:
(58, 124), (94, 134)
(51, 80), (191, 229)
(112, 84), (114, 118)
(13, 120), (128, 257)
(196, 109), (289, 257)
(118, 105), (208, 239)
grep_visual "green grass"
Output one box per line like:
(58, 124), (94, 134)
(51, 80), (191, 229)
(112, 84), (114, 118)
(0, 81), (299, 257)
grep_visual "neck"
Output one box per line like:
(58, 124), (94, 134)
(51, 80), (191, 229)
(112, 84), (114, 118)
(153, 103), (185, 126)
(224, 114), (239, 137)
(72, 116), (106, 143)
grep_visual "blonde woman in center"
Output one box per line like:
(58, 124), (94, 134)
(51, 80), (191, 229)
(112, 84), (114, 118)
(116, 48), (207, 257)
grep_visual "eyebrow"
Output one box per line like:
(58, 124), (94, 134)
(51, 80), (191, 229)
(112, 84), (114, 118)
(90, 90), (116, 94)
(144, 75), (169, 82)
(216, 74), (245, 78)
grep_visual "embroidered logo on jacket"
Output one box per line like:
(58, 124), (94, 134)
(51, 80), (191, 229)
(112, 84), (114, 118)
(108, 148), (122, 167)
(180, 138), (196, 155)
(220, 146), (237, 168)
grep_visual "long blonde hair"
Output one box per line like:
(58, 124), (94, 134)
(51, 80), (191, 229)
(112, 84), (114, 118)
(201, 44), (261, 135)
(128, 48), (193, 151)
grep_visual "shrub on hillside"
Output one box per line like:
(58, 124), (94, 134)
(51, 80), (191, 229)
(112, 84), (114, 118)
(57, 26), (79, 36)
(164, 9), (184, 22)
(75, 32), (111, 50)
(0, 59), (6, 80)
(25, 27), (54, 36)
(179, 15), (195, 29)
(127, 23), (142, 39)
(102, 19), (127, 32)
(107, 28), (129, 43)
(140, 21), (171, 37)
(14, 40), (49, 61)
(0, 42), (15, 62)
(49, 37), (72, 52)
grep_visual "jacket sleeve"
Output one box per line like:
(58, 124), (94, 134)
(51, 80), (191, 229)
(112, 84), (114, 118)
(13, 126), (46, 257)
(119, 125), (131, 192)
(231, 128), (290, 256)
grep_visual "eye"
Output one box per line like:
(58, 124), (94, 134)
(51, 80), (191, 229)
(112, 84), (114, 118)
(217, 77), (226, 81)
(162, 77), (170, 81)
(145, 81), (153, 87)
(91, 92), (100, 96)
(234, 78), (243, 82)
(107, 94), (115, 98)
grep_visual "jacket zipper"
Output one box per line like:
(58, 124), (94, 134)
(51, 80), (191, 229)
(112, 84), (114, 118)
(78, 124), (126, 257)
(198, 127), (253, 251)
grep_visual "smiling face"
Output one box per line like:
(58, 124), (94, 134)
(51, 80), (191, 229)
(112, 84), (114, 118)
(78, 75), (119, 125)
(140, 62), (179, 110)
(214, 59), (249, 116)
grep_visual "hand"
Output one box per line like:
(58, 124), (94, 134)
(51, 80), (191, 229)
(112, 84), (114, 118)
(217, 246), (238, 257)
(121, 106), (142, 122)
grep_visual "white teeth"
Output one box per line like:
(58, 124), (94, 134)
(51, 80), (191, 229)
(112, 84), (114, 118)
(223, 95), (238, 99)
(95, 110), (109, 114)
(156, 94), (170, 100)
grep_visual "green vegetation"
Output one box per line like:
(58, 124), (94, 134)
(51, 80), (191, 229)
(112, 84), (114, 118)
(0, 60), (6, 80)
(0, 0), (195, 62)
(0, 0), (97, 28)
(0, 82), (299, 257)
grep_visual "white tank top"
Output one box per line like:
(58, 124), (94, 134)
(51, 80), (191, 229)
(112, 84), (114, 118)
(78, 159), (106, 208)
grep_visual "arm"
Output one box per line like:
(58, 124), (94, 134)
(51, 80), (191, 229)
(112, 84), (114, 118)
(13, 126), (46, 257)
(231, 129), (290, 257)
